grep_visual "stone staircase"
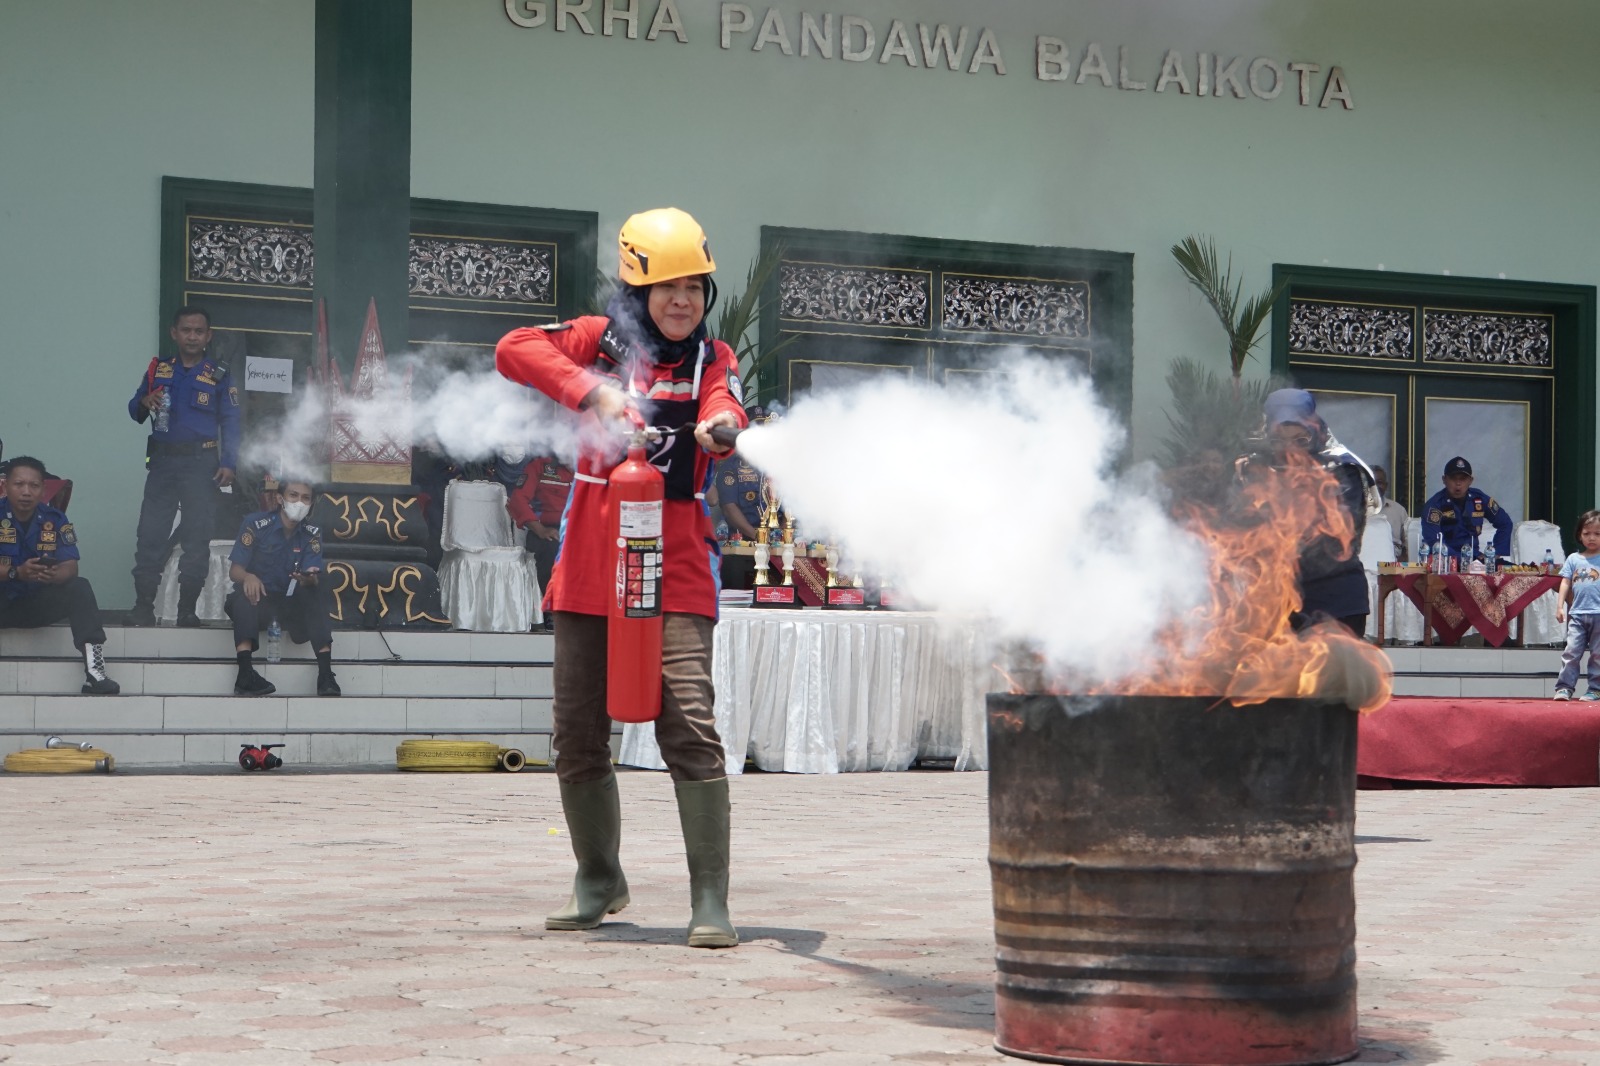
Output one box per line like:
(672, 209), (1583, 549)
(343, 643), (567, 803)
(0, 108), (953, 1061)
(0, 624), (558, 769)
(0, 623), (1573, 770)
(1385, 645), (1568, 699)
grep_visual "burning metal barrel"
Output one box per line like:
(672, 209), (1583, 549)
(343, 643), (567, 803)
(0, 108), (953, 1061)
(987, 694), (1358, 1066)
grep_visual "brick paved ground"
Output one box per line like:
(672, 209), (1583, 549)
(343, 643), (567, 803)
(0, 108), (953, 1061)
(1, 770), (1596, 1065)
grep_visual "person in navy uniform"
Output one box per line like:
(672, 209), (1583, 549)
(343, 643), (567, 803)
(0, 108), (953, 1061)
(716, 405), (772, 541)
(125, 306), (241, 627)
(1420, 456), (1514, 562)
(1239, 389), (1377, 638)
(225, 476), (339, 697)
(0, 457), (119, 694)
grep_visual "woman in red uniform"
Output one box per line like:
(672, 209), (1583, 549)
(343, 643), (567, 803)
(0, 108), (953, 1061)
(496, 208), (746, 948)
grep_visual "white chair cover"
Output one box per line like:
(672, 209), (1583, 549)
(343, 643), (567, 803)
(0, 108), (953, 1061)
(1374, 518), (1426, 644)
(440, 481), (514, 550)
(156, 540), (235, 623)
(438, 481), (542, 631)
(438, 547), (543, 632)
(1513, 520), (1565, 645)
(619, 609), (991, 774)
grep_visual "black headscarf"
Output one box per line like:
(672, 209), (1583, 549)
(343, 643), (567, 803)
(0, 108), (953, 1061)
(603, 280), (711, 368)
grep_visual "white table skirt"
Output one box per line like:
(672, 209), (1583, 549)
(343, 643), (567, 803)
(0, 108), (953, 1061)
(439, 547), (544, 632)
(619, 608), (993, 774)
(156, 540), (234, 623)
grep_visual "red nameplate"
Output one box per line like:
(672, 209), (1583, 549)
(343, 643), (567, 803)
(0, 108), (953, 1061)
(754, 586), (797, 606)
(826, 587), (866, 608)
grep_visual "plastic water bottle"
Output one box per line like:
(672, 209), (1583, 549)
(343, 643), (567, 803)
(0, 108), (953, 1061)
(154, 389), (171, 434)
(1435, 534), (1447, 573)
(265, 620), (282, 664)
(1418, 543), (1430, 572)
(1545, 548), (1556, 575)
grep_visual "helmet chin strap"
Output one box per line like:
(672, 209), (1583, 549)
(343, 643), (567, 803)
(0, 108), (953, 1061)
(702, 274), (719, 317)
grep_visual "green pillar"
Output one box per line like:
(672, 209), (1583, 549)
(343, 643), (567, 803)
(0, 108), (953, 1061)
(313, 0), (411, 371)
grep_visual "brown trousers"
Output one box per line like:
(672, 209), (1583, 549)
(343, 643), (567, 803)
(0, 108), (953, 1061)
(551, 611), (726, 784)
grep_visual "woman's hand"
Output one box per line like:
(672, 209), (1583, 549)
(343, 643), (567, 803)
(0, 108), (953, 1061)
(583, 384), (634, 427)
(696, 410), (740, 454)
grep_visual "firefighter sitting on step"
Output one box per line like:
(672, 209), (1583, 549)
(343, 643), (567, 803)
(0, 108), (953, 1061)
(225, 476), (340, 698)
(496, 207), (746, 949)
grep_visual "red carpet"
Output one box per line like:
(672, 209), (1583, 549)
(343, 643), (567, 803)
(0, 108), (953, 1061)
(1359, 697), (1600, 787)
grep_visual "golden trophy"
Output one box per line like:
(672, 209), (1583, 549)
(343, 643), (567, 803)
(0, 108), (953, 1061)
(752, 478), (798, 608)
(824, 542), (866, 609)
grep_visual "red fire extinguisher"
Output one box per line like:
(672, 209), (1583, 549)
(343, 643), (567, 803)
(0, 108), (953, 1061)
(606, 416), (664, 723)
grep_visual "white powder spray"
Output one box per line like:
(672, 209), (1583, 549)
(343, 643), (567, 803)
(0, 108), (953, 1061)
(733, 356), (1211, 683)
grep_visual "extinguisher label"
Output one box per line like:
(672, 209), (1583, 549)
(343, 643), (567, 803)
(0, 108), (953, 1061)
(620, 539), (663, 618)
(618, 500), (663, 538)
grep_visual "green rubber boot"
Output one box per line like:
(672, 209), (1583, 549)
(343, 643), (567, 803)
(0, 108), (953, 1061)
(545, 773), (630, 931)
(675, 777), (739, 948)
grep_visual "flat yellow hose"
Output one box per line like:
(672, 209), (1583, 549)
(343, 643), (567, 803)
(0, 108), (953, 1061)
(4, 747), (116, 774)
(395, 739), (534, 772)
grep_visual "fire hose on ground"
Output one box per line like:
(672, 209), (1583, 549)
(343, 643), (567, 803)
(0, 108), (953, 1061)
(4, 736), (116, 774)
(394, 739), (531, 772)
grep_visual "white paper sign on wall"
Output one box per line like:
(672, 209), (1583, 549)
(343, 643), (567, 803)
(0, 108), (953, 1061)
(245, 356), (293, 394)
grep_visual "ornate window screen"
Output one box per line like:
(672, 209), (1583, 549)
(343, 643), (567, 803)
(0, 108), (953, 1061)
(188, 218), (314, 288)
(1423, 309), (1553, 368)
(941, 274), (1090, 339)
(778, 262), (930, 329)
(1288, 299), (1414, 360)
(408, 235), (554, 305)
(187, 217), (555, 305)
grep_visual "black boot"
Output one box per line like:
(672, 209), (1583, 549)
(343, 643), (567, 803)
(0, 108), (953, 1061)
(234, 650), (276, 697)
(315, 651), (340, 697)
(546, 773), (630, 930)
(124, 576), (158, 627)
(176, 581), (203, 627)
(81, 644), (120, 696)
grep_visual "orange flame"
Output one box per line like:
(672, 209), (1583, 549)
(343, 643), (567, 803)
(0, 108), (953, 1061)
(1014, 450), (1392, 713)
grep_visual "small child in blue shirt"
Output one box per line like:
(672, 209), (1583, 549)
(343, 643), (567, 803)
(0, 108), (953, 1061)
(1553, 509), (1600, 699)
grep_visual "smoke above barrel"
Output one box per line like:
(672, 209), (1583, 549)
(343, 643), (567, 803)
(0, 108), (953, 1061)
(241, 357), (576, 479)
(734, 356), (1390, 711)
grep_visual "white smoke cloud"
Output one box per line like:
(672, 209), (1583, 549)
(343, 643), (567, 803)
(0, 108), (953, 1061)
(241, 358), (578, 481)
(734, 356), (1211, 683)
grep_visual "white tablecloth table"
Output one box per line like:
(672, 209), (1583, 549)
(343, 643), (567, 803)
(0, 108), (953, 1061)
(619, 608), (993, 774)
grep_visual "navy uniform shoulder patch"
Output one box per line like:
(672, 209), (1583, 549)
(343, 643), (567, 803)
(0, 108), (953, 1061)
(228, 386), (240, 407)
(60, 523), (76, 546)
(154, 361), (175, 379)
(308, 538), (322, 554)
(1427, 508), (1443, 523)
(1486, 497), (1500, 514)
(240, 530), (254, 547)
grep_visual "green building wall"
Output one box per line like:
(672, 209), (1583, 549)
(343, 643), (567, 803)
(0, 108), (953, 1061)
(2, 0), (1597, 604)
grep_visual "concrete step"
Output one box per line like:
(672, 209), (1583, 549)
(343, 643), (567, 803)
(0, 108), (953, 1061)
(1383, 647), (1564, 674)
(0, 659), (553, 698)
(0, 625), (552, 664)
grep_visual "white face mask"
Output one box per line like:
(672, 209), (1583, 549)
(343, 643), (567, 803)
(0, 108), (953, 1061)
(282, 500), (311, 523)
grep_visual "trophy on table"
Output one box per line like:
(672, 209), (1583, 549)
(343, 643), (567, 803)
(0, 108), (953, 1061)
(752, 478), (799, 608)
(823, 542), (866, 609)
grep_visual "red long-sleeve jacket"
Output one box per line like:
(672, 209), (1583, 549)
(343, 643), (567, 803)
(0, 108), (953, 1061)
(495, 317), (747, 619)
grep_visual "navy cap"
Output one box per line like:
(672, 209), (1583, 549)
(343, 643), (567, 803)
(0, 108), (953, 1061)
(745, 404), (770, 422)
(1444, 456), (1473, 477)
(1263, 388), (1317, 428)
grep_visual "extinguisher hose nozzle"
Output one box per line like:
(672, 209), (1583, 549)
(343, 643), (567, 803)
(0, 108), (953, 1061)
(708, 425), (742, 450)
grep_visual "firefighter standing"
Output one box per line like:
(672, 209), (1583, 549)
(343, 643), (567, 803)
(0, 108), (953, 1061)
(496, 208), (746, 948)
(125, 306), (240, 626)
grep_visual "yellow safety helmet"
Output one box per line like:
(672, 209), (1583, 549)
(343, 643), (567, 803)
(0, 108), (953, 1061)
(618, 207), (716, 287)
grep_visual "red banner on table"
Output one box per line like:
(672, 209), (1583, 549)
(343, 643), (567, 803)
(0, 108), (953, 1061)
(1393, 573), (1559, 647)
